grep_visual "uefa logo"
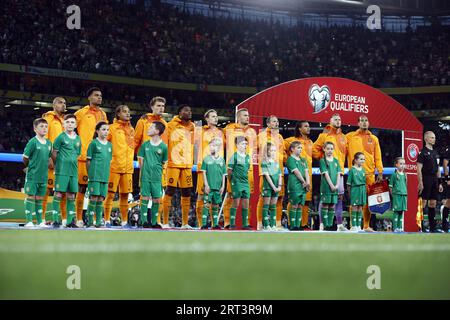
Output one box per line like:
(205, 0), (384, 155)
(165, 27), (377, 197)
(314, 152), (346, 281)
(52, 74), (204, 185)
(308, 84), (331, 113)
(407, 143), (419, 163)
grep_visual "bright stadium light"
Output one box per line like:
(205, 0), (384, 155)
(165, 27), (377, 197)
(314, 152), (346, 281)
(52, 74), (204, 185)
(4, 104), (10, 108)
(334, 0), (364, 4)
(35, 101), (52, 107)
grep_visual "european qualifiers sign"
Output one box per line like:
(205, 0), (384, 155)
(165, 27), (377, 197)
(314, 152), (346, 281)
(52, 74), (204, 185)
(331, 93), (369, 114)
(309, 83), (369, 114)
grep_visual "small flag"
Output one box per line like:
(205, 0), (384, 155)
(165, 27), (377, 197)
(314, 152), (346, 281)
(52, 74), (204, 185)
(368, 180), (391, 214)
(416, 196), (423, 229)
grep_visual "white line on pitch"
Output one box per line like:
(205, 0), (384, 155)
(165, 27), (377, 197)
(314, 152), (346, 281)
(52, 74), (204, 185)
(1, 242), (449, 253)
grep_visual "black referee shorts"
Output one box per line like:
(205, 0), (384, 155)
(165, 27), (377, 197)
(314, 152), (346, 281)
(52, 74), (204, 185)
(421, 175), (438, 200)
(446, 182), (450, 199)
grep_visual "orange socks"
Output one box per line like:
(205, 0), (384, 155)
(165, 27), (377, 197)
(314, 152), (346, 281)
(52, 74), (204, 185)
(119, 194), (129, 223)
(363, 205), (370, 229)
(75, 192), (85, 221)
(196, 199), (204, 227)
(163, 194), (172, 225)
(181, 197), (190, 226)
(223, 196), (232, 227)
(301, 204), (309, 227)
(104, 192), (115, 222)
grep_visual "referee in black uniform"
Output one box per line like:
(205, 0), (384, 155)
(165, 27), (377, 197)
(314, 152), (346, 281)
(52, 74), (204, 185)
(442, 146), (450, 233)
(417, 131), (444, 233)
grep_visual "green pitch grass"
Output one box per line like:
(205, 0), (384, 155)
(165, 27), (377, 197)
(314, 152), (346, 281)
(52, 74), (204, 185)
(0, 229), (449, 299)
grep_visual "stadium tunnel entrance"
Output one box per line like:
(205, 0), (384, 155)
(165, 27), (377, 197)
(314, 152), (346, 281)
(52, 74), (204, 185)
(237, 77), (423, 232)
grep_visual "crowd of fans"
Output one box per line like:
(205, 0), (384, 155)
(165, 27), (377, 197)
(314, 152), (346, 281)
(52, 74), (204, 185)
(1, 0), (450, 89)
(0, 112), (34, 153)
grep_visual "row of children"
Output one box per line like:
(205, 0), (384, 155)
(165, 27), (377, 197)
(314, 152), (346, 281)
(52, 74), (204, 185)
(23, 112), (406, 231)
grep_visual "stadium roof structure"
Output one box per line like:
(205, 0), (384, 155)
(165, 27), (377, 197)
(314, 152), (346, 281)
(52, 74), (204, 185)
(195, 0), (450, 16)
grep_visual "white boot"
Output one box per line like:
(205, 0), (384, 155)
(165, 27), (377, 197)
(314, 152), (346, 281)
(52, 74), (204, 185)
(24, 222), (35, 229)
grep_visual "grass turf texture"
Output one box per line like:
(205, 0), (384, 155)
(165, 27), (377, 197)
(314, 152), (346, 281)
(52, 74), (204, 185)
(0, 229), (449, 299)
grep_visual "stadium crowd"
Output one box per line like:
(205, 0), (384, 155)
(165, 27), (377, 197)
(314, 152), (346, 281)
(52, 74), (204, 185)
(1, 0), (450, 88)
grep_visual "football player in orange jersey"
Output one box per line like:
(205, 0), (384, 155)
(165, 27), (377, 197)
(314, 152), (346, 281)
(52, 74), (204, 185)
(284, 121), (313, 230)
(223, 108), (257, 229)
(42, 97), (67, 223)
(134, 96), (168, 226)
(163, 105), (195, 229)
(104, 105), (135, 227)
(256, 116), (285, 230)
(74, 88), (108, 226)
(195, 109), (224, 228)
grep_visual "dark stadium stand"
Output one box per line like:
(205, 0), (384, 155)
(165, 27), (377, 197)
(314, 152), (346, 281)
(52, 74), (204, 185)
(1, 0), (449, 88)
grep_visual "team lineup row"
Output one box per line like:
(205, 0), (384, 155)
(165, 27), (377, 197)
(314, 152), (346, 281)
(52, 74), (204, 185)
(21, 87), (450, 232)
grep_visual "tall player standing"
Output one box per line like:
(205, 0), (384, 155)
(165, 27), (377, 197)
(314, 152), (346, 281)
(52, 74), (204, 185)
(194, 109), (224, 228)
(74, 87), (108, 227)
(257, 116), (285, 230)
(346, 116), (383, 232)
(134, 96), (168, 226)
(163, 105), (195, 229)
(284, 121), (313, 230)
(223, 109), (257, 229)
(313, 114), (348, 231)
(104, 105), (135, 227)
(42, 97), (67, 224)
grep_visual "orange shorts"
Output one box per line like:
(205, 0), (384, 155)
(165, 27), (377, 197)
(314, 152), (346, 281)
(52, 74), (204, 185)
(108, 172), (133, 194)
(166, 167), (193, 189)
(47, 169), (55, 189)
(78, 160), (89, 185)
